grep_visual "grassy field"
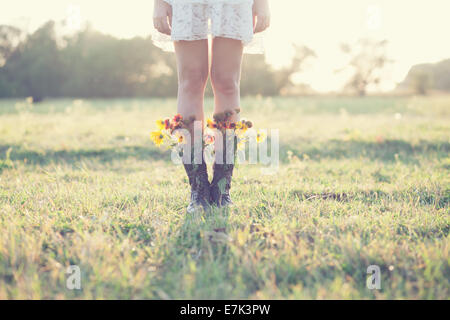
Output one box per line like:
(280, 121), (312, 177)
(0, 96), (448, 299)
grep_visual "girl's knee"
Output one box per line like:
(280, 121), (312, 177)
(178, 66), (209, 93)
(211, 70), (240, 95)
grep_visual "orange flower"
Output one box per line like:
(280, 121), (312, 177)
(206, 119), (217, 129)
(164, 118), (170, 130)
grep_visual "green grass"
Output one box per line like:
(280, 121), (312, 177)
(0, 96), (448, 299)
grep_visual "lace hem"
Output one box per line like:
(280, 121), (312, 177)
(152, 0), (265, 54)
(151, 33), (265, 55)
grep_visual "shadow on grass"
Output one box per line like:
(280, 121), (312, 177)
(0, 144), (168, 166)
(289, 189), (449, 209)
(1, 138), (448, 168)
(283, 139), (449, 163)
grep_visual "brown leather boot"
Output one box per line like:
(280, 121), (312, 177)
(210, 163), (234, 207)
(183, 161), (210, 213)
(210, 132), (236, 208)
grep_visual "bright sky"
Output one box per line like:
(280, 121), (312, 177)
(2, 0), (450, 92)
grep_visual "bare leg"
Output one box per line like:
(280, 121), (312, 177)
(210, 37), (244, 122)
(174, 39), (209, 129)
(210, 37), (244, 207)
(174, 39), (210, 213)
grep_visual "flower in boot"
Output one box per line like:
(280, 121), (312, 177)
(256, 130), (267, 143)
(164, 118), (170, 130)
(237, 140), (246, 150)
(216, 121), (225, 131)
(156, 119), (165, 130)
(174, 131), (186, 144)
(204, 132), (215, 145)
(206, 119), (217, 129)
(150, 131), (165, 147)
(239, 120), (248, 132)
(173, 114), (183, 123)
(170, 121), (183, 133)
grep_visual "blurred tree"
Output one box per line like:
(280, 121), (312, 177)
(275, 45), (316, 95)
(399, 59), (450, 94)
(241, 45), (315, 96)
(0, 25), (23, 66)
(240, 54), (279, 95)
(411, 71), (432, 95)
(1, 21), (64, 101)
(338, 38), (392, 96)
(60, 27), (178, 97)
(0, 25), (24, 97)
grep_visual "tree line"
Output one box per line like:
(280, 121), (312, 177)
(0, 21), (316, 101)
(2, 21), (444, 100)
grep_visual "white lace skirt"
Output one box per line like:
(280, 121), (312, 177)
(152, 0), (264, 54)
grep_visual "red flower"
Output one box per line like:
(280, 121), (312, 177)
(173, 114), (182, 123)
(170, 122), (182, 133)
(164, 118), (170, 130)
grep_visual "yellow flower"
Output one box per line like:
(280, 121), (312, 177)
(206, 119), (217, 129)
(256, 130), (267, 143)
(240, 120), (249, 132)
(236, 129), (246, 139)
(150, 131), (165, 147)
(156, 119), (165, 130)
(236, 121), (248, 138)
